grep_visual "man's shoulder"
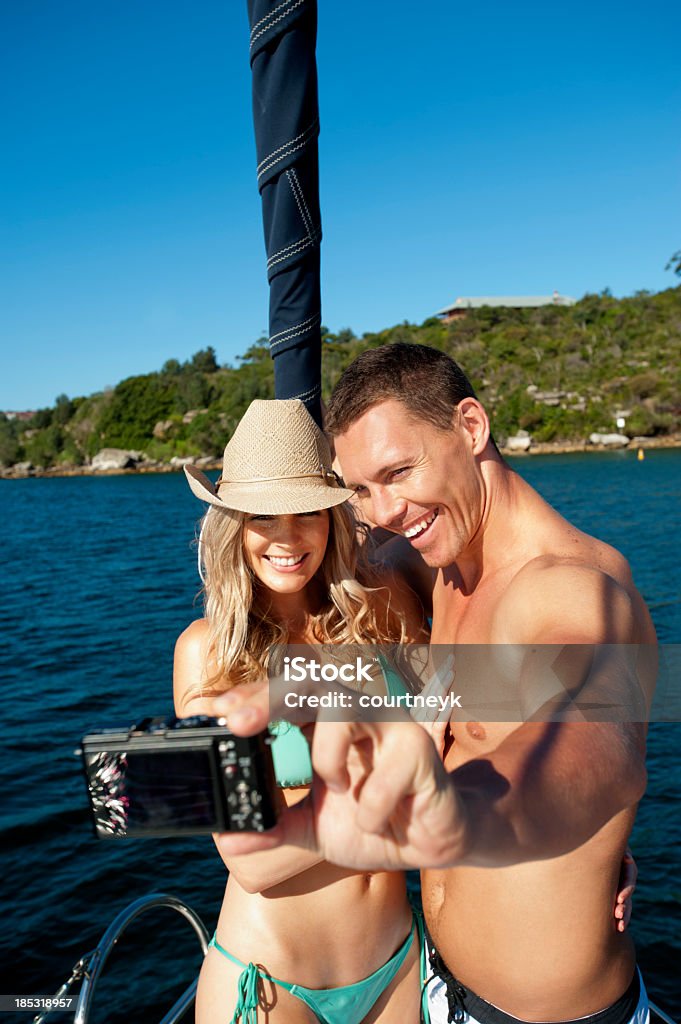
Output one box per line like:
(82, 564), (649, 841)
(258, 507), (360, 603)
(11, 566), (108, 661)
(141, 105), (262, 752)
(494, 552), (639, 644)
(512, 544), (633, 590)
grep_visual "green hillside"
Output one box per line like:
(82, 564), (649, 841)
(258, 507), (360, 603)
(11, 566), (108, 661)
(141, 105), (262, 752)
(2, 287), (680, 470)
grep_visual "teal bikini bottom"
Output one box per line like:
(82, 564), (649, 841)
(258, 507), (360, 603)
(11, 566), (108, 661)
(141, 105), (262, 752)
(209, 911), (425, 1024)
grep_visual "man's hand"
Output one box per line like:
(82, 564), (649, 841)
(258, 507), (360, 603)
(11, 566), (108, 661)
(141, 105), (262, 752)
(303, 719), (466, 868)
(208, 681), (645, 871)
(209, 687), (467, 870)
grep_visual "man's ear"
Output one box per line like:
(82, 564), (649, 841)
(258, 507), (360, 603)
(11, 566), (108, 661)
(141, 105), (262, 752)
(455, 399), (490, 455)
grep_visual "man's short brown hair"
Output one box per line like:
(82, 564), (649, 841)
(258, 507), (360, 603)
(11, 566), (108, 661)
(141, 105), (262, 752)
(326, 343), (478, 437)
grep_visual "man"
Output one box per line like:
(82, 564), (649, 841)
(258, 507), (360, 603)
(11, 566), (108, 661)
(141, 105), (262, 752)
(213, 343), (655, 1024)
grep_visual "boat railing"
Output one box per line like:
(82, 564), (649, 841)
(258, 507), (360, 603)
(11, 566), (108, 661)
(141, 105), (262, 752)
(34, 893), (678, 1024)
(651, 1002), (679, 1024)
(33, 893), (209, 1024)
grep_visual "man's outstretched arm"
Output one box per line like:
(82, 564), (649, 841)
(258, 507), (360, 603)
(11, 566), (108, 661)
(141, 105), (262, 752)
(207, 562), (651, 868)
(209, 683), (646, 871)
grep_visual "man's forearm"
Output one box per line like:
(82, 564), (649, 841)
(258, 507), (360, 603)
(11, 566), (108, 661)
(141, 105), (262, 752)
(449, 720), (647, 867)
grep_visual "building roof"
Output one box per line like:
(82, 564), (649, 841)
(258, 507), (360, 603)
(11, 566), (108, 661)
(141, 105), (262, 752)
(2, 410), (37, 421)
(436, 293), (576, 315)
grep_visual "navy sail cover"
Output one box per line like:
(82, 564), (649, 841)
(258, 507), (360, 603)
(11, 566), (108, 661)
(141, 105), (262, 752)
(247, 0), (322, 424)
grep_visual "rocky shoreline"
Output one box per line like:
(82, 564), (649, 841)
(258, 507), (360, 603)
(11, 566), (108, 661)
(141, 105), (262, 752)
(2, 434), (680, 480)
(503, 433), (681, 456)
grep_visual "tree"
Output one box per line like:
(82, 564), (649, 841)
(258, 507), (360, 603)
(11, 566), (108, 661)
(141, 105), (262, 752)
(29, 408), (53, 429)
(0, 415), (21, 466)
(239, 339), (270, 364)
(175, 371), (215, 411)
(53, 393), (73, 425)
(24, 424), (64, 467)
(97, 374), (177, 447)
(335, 327), (356, 345)
(665, 250), (681, 276)
(190, 347), (219, 373)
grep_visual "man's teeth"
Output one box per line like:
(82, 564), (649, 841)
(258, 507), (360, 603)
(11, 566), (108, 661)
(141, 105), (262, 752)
(404, 511), (437, 539)
(268, 555), (304, 566)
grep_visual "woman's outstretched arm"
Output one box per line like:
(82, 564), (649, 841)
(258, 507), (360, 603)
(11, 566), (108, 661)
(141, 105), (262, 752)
(173, 620), (325, 892)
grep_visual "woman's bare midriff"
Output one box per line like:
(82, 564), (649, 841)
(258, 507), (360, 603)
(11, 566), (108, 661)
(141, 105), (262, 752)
(215, 866), (412, 989)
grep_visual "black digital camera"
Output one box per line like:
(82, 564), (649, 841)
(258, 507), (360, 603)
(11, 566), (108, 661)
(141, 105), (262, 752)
(79, 715), (278, 838)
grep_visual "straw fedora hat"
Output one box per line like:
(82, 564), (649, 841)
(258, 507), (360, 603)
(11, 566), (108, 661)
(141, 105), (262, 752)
(184, 399), (354, 514)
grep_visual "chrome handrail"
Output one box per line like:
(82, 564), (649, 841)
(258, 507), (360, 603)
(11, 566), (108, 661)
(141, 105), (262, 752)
(158, 978), (199, 1024)
(36, 898), (679, 1024)
(651, 1001), (679, 1024)
(71, 893), (209, 1024)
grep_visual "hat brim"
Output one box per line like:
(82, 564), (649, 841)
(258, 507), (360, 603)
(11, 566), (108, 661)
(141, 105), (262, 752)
(184, 464), (354, 514)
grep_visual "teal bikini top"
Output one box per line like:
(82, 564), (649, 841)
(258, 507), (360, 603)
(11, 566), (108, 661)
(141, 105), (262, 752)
(269, 654), (409, 788)
(269, 720), (313, 788)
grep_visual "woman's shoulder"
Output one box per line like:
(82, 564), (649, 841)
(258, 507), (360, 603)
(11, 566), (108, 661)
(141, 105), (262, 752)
(173, 618), (212, 715)
(175, 610), (206, 643)
(175, 616), (210, 655)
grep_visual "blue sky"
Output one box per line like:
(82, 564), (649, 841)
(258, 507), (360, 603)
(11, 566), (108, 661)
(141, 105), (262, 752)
(2, 0), (680, 410)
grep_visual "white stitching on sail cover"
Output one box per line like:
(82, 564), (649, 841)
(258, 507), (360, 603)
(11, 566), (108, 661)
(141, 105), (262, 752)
(270, 318), (320, 350)
(269, 313), (320, 344)
(267, 235), (311, 267)
(267, 237), (313, 270)
(250, 0), (305, 49)
(257, 121), (318, 181)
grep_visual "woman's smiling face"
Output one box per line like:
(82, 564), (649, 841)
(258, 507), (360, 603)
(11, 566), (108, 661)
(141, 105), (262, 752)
(243, 510), (330, 594)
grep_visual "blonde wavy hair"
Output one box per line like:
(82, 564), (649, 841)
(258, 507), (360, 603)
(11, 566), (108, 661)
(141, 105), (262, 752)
(195, 502), (406, 694)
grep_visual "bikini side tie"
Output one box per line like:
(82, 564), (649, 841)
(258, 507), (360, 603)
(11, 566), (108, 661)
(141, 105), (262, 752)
(230, 960), (260, 1024)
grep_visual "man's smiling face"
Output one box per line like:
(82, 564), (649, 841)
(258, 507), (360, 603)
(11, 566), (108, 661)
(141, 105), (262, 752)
(334, 398), (485, 568)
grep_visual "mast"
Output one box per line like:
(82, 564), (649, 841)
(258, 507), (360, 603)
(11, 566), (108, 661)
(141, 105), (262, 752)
(247, 0), (323, 425)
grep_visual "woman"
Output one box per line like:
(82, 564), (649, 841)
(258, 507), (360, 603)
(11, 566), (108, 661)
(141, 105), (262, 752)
(174, 398), (428, 1024)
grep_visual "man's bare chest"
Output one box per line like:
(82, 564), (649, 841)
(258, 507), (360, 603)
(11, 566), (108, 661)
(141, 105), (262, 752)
(444, 719), (517, 765)
(430, 559), (528, 644)
(431, 584), (496, 644)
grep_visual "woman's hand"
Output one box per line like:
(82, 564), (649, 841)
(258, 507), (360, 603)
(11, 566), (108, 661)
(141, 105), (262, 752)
(416, 719), (449, 761)
(411, 650), (455, 760)
(614, 847), (637, 932)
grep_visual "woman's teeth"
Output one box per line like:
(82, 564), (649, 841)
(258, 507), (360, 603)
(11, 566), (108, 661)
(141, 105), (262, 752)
(404, 510), (438, 539)
(267, 555), (305, 566)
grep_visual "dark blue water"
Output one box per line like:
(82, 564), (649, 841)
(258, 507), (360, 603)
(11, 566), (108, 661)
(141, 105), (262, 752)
(1, 450), (680, 1020)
